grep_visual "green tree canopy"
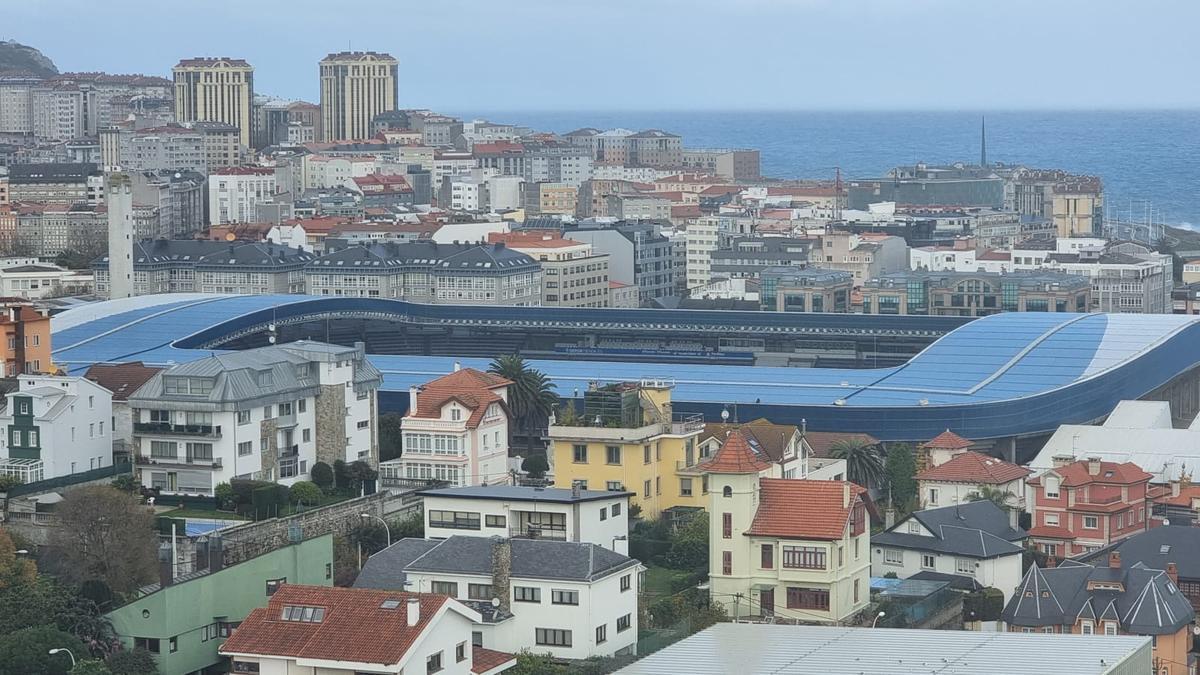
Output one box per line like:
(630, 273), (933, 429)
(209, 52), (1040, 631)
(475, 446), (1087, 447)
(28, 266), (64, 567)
(885, 443), (918, 511)
(378, 412), (404, 462)
(521, 454), (550, 479)
(105, 648), (158, 675)
(0, 625), (85, 675)
(830, 438), (885, 488)
(0, 527), (36, 590)
(71, 661), (113, 675)
(665, 512), (709, 572)
(288, 481), (323, 506)
(489, 354), (558, 454)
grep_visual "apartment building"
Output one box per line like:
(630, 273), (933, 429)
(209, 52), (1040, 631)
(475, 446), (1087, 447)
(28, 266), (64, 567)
(681, 148), (761, 181)
(29, 81), (86, 142)
(915, 450), (1031, 511)
(92, 239), (313, 296)
(7, 162), (105, 204)
(305, 241), (541, 305)
(567, 221), (675, 304)
(12, 201), (108, 258)
(759, 267), (853, 313)
(115, 125), (207, 174)
(710, 237), (813, 280)
(813, 229), (908, 282)
(860, 270), (1091, 316)
(129, 170), (207, 238)
(1033, 242), (1172, 314)
(524, 143), (592, 188)
(207, 167), (279, 225)
(526, 182), (577, 216)
(1026, 457), (1152, 558)
(488, 231), (610, 308)
(83, 361), (163, 454)
(356, 536), (640, 660)
(549, 380), (704, 519)
(379, 367), (511, 488)
(0, 299), (50, 377)
(0, 375), (114, 483)
(189, 121), (243, 170)
(320, 52), (398, 142)
(128, 341), (381, 496)
(706, 429), (870, 623)
(607, 193), (671, 222)
(173, 57), (254, 147)
(0, 262), (93, 299)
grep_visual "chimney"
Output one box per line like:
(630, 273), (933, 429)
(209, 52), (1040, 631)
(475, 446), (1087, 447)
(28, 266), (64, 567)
(885, 508), (895, 529)
(843, 481), (851, 508)
(1167, 562), (1178, 584)
(491, 537), (512, 614)
(1172, 481), (1182, 498)
(1045, 556), (1056, 569)
(406, 597), (421, 627)
(1008, 505), (1019, 530)
(1087, 457), (1102, 476)
(453, 361), (461, 372)
(572, 481), (581, 500)
(209, 536), (225, 573)
(1108, 550), (1121, 569)
(1052, 455), (1073, 468)
(409, 386), (419, 414)
(157, 542), (174, 587)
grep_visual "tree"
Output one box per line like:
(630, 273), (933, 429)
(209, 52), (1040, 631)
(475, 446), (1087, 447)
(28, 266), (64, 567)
(389, 512), (424, 540)
(507, 651), (571, 675)
(289, 481), (323, 506)
(967, 485), (1014, 510)
(665, 512), (709, 572)
(0, 474), (23, 491)
(0, 575), (70, 635)
(489, 354), (558, 454)
(884, 443), (918, 511)
(310, 462), (334, 491)
(830, 438), (885, 489)
(378, 413), (404, 462)
(0, 527), (36, 590)
(51, 486), (158, 596)
(71, 661), (113, 675)
(0, 625), (85, 675)
(105, 648), (158, 675)
(213, 482), (235, 510)
(347, 460), (378, 495)
(521, 454), (549, 479)
(109, 475), (139, 494)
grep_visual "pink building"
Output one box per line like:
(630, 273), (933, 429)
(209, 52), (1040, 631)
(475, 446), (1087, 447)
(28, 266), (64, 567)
(1027, 457), (1152, 558)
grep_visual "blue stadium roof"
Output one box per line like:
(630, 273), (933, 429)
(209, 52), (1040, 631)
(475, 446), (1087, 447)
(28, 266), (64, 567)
(51, 294), (1200, 441)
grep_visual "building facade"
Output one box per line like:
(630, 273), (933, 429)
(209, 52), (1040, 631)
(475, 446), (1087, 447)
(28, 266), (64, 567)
(173, 57), (254, 147)
(860, 270), (1091, 316)
(0, 375), (114, 483)
(1027, 457), (1152, 559)
(93, 239), (313, 297)
(489, 231), (611, 308)
(207, 167), (279, 225)
(759, 267), (853, 313)
(319, 51), (398, 142)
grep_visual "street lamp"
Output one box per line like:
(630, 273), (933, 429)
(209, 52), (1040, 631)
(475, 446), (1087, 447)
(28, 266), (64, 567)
(872, 611), (886, 628)
(360, 513), (391, 548)
(48, 648), (76, 667)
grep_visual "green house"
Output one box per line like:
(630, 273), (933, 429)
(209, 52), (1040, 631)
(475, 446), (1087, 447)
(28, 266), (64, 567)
(105, 533), (333, 675)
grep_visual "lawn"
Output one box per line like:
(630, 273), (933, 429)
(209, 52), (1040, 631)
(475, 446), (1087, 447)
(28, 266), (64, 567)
(642, 564), (696, 599)
(159, 507), (248, 521)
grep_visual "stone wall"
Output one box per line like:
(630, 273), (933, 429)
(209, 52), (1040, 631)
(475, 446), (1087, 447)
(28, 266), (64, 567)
(314, 384), (347, 466)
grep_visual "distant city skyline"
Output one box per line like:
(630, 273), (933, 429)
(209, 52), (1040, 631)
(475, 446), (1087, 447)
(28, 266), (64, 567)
(7, 0), (1200, 111)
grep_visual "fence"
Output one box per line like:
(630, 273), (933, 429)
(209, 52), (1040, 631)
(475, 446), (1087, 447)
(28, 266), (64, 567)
(878, 582), (961, 628)
(5, 461), (132, 498)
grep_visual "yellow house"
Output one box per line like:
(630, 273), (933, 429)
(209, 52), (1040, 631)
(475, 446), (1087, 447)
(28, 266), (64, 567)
(549, 380), (704, 519)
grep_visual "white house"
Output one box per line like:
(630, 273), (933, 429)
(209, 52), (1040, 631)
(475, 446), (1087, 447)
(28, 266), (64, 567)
(698, 419), (848, 481)
(915, 450), (1031, 511)
(871, 501), (1027, 604)
(417, 484), (633, 553)
(0, 375), (114, 483)
(220, 584), (515, 675)
(355, 536), (640, 660)
(128, 341), (381, 496)
(380, 366), (511, 487)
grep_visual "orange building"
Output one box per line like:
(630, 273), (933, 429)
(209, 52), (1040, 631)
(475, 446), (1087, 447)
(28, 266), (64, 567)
(0, 300), (52, 375)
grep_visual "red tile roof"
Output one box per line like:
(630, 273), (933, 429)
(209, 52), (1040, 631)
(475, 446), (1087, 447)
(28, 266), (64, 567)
(410, 368), (512, 429)
(671, 205), (702, 219)
(472, 646), (516, 674)
(921, 429), (974, 450)
(700, 428), (772, 474)
(1027, 525), (1075, 540)
(472, 141), (524, 155)
(83, 362), (163, 401)
(915, 451), (1032, 485)
(219, 585), (454, 667)
(746, 479), (865, 540)
(1029, 459), (1153, 488)
(802, 431), (880, 458)
(977, 249), (1012, 261)
(487, 232), (585, 248)
(1153, 484), (1200, 507)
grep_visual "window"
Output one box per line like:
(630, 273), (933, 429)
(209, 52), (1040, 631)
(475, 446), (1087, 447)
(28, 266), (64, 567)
(325, 563), (332, 580)
(134, 637), (160, 653)
(231, 661), (260, 674)
(456, 641), (467, 662)
(30, 430), (38, 446)
(907, 521), (921, 534)
(883, 548), (903, 565)
(266, 578), (286, 595)
(680, 478), (693, 497)
(450, 407), (461, 421)
(572, 444), (587, 463)
(921, 554), (936, 569)
(596, 624), (607, 644)
(356, 420), (369, 429)
(514, 586), (541, 603)
(303, 428), (311, 443)
(427, 650), (443, 674)
(298, 399), (307, 413)
(280, 606), (326, 623)
(551, 589), (579, 605)
(169, 636), (177, 653)
(621, 574), (631, 592)
(656, 477), (661, 495)
(485, 515), (506, 528)
(468, 583), (494, 600)
(1104, 622), (1118, 636)
(956, 558), (975, 575)
(1044, 512), (1059, 526)
(854, 578), (860, 604)
(472, 631), (483, 647)
(928, 488), (939, 505)
(429, 510), (481, 530)
(431, 581), (459, 596)
(617, 614), (632, 632)
(9, 429), (18, 446)
(1081, 620), (1094, 635)
(643, 445), (651, 464)
(722, 551), (732, 575)
(1083, 515), (1098, 529)
(150, 440), (177, 458)
(762, 544), (774, 569)
(723, 485), (732, 498)
(606, 481), (623, 491)
(606, 445), (621, 465)
(1044, 476), (1060, 498)
(782, 546), (826, 570)
(612, 502), (622, 517)
(786, 588), (830, 611)
(644, 480), (652, 498)
(722, 513), (732, 538)
(263, 405), (273, 419)
(535, 628), (572, 647)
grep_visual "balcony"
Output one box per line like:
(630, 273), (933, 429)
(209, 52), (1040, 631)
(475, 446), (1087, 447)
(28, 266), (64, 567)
(510, 526), (568, 541)
(136, 454), (223, 470)
(676, 459), (707, 474)
(279, 444), (299, 458)
(134, 422), (222, 438)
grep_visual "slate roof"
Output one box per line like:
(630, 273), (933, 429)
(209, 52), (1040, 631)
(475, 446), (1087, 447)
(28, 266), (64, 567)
(1077, 527), (1200, 581)
(745, 479), (864, 541)
(874, 501), (1026, 559)
(418, 484), (632, 504)
(308, 241), (538, 273)
(1003, 560), (1194, 634)
(410, 368), (511, 429)
(353, 536), (639, 590)
(916, 451), (1032, 485)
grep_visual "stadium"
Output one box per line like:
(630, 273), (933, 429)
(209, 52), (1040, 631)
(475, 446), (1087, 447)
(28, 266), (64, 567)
(50, 294), (1200, 458)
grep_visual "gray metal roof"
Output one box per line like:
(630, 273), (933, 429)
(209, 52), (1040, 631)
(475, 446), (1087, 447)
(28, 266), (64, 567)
(353, 536), (638, 589)
(613, 623), (1150, 675)
(1078, 527), (1200, 580)
(417, 485), (633, 504)
(874, 501), (1027, 559)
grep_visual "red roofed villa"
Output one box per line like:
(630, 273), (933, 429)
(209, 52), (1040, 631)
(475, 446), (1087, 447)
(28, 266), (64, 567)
(916, 450), (1032, 510)
(1027, 457), (1154, 558)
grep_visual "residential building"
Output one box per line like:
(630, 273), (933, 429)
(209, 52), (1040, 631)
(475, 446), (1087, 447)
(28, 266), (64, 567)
(7, 162), (104, 204)
(83, 361), (162, 453)
(609, 281), (638, 308)
(0, 375), (114, 483)
(607, 193), (671, 222)
(628, 130), (683, 167)
(0, 262), (93, 299)
(380, 367), (511, 487)
(681, 149), (761, 181)
(848, 164), (1004, 210)
(207, 167), (279, 225)
(92, 239), (313, 297)
(526, 182), (577, 216)
(319, 52), (398, 142)
(916, 450), (1031, 510)
(697, 419), (846, 481)
(0, 299), (50, 377)
(549, 380), (704, 518)
(1027, 457), (1153, 558)
(488, 231), (610, 308)
(1077, 526), (1200, 613)
(685, 216), (723, 289)
(1173, 281), (1200, 315)
(355, 536), (640, 660)
(872, 501), (1027, 603)
(416, 485), (632, 552)
(115, 125), (207, 174)
(0, 76), (38, 134)
(759, 267), (853, 312)
(108, 534), (334, 675)
(524, 143), (592, 188)
(710, 237), (814, 280)
(706, 429), (870, 622)
(353, 172), (414, 208)
(567, 221), (675, 304)
(29, 81), (86, 142)
(613, 623), (1153, 675)
(12, 201), (109, 258)
(221, 583), (512, 675)
(813, 229), (908, 282)
(1051, 177), (1104, 238)
(173, 57), (254, 147)
(189, 120), (244, 170)
(305, 241), (541, 305)
(411, 113), (463, 148)
(127, 341), (381, 495)
(129, 169), (207, 238)
(1003, 554), (1192, 675)
(1032, 242), (1172, 314)
(860, 270), (1091, 316)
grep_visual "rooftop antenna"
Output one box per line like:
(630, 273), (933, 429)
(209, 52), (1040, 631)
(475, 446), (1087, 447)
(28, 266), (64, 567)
(979, 116), (987, 168)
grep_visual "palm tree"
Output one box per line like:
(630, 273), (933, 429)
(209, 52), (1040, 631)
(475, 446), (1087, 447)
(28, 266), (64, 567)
(829, 438), (885, 489)
(968, 485), (1014, 510)
(488, 354), (558, 455)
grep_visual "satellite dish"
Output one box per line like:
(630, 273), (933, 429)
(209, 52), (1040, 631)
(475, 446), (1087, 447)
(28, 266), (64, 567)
(225, 233), (236, 241)
(490, 597), (501, 608)
(1193, 625), (1200, 636)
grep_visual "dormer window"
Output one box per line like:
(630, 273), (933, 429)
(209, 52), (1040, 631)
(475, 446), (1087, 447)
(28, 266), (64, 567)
(450, 407), (462, 422)
(1044, 476), (1060, 498)
(907, 521), (920, 534)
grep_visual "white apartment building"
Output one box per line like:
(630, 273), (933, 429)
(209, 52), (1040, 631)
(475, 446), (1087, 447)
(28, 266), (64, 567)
(380, 367), (511, 487)
(127, 341), (381, 496)
(1010, 239), (1172, 313)
(302, 154), (380, 190)
(207, 167), (279, 225)
(490, 233), (611, 308)
(30, 83), (86, 142)
(356, 536), (641, 660)
(417, 484), (633, 553)
(0, 375), (114, 483)
(686, 216), (723, 290)
(0, 262), (93, 299)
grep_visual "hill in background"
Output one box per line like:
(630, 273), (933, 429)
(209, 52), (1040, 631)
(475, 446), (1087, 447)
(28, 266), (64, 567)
(0, 40), (58, 77)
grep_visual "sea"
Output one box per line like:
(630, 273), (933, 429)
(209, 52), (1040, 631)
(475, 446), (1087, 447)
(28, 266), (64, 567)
(458, 110), (1200, 228)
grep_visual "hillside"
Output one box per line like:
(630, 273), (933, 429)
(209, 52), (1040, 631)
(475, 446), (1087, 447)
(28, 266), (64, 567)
(0, 39), (58, 77)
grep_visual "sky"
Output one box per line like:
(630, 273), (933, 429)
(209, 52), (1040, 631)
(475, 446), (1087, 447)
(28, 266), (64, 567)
(7, 0), (1200, 111)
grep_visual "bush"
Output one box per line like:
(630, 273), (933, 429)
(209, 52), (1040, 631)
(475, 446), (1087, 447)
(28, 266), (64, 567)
(250, 484), (288, 518)
(213, 482), (234, 510)
(289, 481), (322, 506)
(229, 479), (273, 506)
(348, 460), (378, 494)
(521, 454), (549, 479)
(0, 625), (85, 675)
(963, 587), (1005, 622)
(70, 661), (112, 675)
(109, 475), (138, 494)
(105, 648), (158, 675)
(333, 460), (350, 491)
(310, 462), (334, 491)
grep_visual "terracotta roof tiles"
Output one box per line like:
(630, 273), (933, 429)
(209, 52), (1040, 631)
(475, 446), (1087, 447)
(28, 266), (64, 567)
(746, 479), (865, 540)
(1029, 459), (1153, 488)
(916, 451), (1031, 485)
(83, 362), (163, 401)
(472, 646), (517, 674)
(409, 368), (512, 429)
(921, 429), (974, 450)
(699, 428), (771, 474)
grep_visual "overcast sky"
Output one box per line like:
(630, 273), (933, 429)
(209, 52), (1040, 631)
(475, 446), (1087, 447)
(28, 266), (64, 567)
(8, 0), (1199, 110)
